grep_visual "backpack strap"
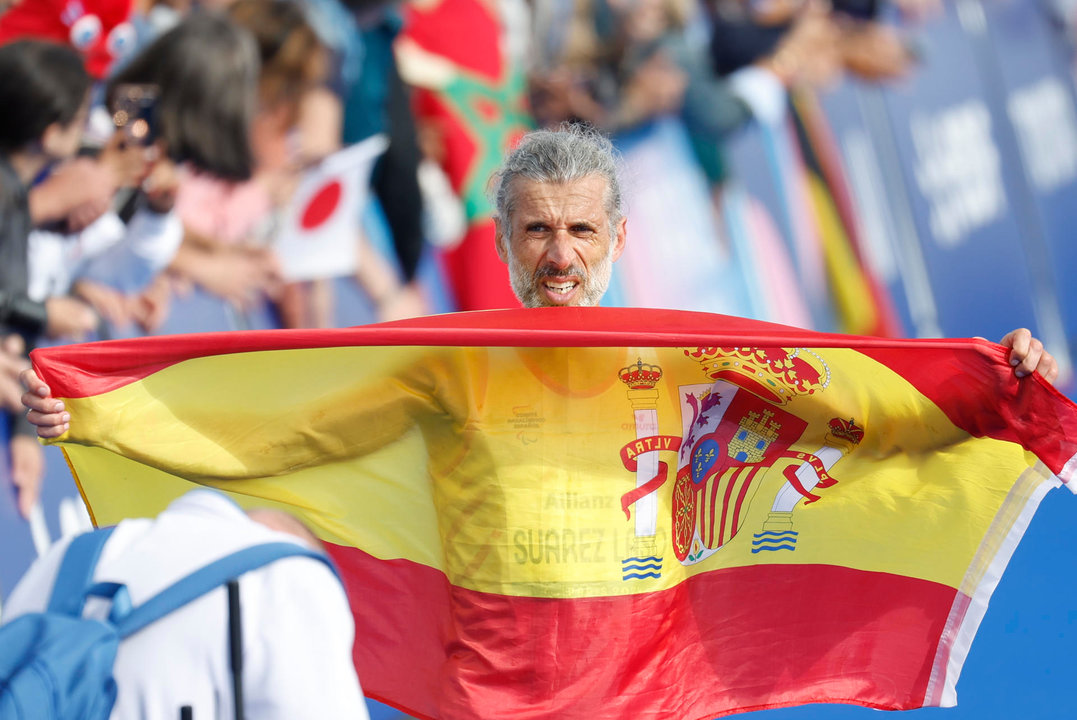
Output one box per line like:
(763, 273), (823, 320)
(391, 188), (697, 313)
(114, 542), (336, 638)
(46, 526), (117, 616)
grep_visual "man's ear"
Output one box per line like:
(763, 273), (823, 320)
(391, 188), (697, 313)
(494, 217), (509, 264)
(610, 216), (627, 262)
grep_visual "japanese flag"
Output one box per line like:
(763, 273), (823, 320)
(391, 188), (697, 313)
(275, 134), (388, 281)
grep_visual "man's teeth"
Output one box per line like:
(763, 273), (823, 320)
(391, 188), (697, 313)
(545, 281), (577, 294)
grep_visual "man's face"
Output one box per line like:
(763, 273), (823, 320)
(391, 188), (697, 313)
(495, 175), (627, 308)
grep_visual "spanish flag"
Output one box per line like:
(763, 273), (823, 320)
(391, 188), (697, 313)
(33, 309), (1077, 719)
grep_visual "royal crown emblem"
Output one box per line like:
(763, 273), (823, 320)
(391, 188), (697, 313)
(619, 359), (663, 390)
(682, 347), (830, 405)
(825, 417), (865, 453)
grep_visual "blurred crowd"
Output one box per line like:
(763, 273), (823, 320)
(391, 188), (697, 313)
(0, 0), (978, 518)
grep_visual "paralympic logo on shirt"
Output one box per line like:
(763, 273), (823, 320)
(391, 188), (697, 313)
(616, 348), (865, 580)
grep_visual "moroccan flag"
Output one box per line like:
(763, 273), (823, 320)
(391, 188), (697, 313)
(33, 308), (1077, 719)
(396, 0), (532, 311)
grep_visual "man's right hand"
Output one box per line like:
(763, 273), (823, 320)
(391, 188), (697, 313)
(20, 368), (69, 438)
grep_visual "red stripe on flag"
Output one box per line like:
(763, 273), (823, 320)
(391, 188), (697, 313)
(730, 467), (757, 539)
(717, 469), (735, 547)
(27, 308), (961, 399)
(326, 542), (957, 719)
(326, 543), (451, 720)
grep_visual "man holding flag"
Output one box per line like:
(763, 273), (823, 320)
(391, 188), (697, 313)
(15, 124), (1074, 720)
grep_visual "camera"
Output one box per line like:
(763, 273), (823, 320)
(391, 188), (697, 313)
(110, 83), (159, 146)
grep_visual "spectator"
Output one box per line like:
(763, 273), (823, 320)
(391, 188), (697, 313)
(2, 488), (370, 719)
(27, 122), (184, 336)
(108, 12), (259, 183)
(531, 0), (745, 179)
(337, 0), (431, 321)
(167, 1), (328, 320)
(93, 9), (277, 321)
(0, 39), (95, 518)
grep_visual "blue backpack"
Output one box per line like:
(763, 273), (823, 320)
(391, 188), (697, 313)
(0, 526), (335, 719)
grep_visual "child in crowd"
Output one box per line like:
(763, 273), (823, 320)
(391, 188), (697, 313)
(168, 0), (414, 328)
(28, 12), (260, 335)
(167, 0), (326, 322)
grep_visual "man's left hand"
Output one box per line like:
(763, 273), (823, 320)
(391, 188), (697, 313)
(999, 328), (1058, 384)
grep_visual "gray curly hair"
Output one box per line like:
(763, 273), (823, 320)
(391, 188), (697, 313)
(489, 124), (625, 237)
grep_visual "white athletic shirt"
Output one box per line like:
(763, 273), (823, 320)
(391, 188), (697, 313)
(3, 489), (370, 720)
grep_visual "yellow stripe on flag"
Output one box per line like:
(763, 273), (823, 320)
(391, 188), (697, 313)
(59, 343), (1043, 598)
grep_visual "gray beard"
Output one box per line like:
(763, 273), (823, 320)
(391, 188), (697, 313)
(507, 250), (614, 308)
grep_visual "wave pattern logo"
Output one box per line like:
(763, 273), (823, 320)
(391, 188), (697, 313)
(622, 556), (663, 581)
(751, 531), (798, 553)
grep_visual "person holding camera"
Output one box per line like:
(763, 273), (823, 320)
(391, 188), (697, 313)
(0, 39), (96, 518)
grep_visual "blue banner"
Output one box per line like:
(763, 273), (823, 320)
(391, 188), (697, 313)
(978, 0), (1077, 364)
(817, 79), (923, 337)
(878, 0), (1050, 343)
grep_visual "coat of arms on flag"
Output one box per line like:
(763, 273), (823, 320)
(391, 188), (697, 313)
(618, 347), (866, 573)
